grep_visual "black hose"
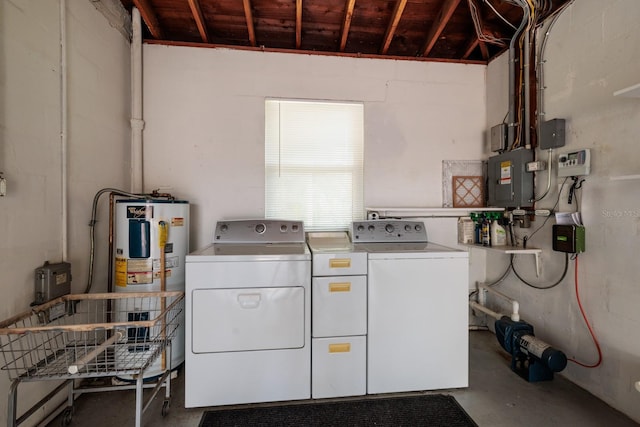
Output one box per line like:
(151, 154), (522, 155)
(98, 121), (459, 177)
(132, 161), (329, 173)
(511, 252), (569, 290)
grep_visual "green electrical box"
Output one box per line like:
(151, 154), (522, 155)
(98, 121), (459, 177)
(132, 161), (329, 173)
(552, 224), (585, 253)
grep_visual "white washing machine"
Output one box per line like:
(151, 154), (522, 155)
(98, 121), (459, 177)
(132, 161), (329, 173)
(184, 220), (311, 407)
(306, 232), (367, 399)
(352, 220), (469, 394)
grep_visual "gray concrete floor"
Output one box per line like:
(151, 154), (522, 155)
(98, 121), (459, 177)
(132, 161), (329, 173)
(47, 331), (638, 427)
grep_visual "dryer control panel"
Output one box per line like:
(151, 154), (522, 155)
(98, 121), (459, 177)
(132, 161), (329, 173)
(351, 220), (427, 243)
(215, 219), (305, 243)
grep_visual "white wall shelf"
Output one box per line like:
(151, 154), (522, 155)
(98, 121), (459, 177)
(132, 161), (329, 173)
(461, 244), (542, 277)
(613, 83), (640, 98)
(366, 207), (504, 218)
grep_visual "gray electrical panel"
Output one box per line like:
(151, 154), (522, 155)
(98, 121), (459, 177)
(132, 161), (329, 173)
(539, 119), (566, 150)
(487, 149), (534, 208)
(34, 261), (72, 305)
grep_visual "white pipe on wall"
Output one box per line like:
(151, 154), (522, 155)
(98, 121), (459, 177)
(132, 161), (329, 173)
(469, 301), (503, 321)
(60, 0), (68, 261)
(130, 7), (144, 193)
(479, 285), (520, 321)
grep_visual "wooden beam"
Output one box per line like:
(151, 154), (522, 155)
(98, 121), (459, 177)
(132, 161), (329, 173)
(187, 0), (209, 43)
(380, 0), (407, 54)
(478, 40), (489, 60)
(133, 0), (164, 39)
(461, 38), (479, 59)
(296, 0), (302, 49)
(421, 0), (461, 57)
(339, 0), (356, 52)
(243, 0), (257, 47)
(188, 0), (209, 43)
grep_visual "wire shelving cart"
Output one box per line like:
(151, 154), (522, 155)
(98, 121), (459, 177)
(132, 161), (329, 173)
(0, 291), (185, 427)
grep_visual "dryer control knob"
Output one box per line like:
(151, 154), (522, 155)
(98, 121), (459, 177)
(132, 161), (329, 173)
(415, 224), (423, 232)
(385, 224), (395, 233)
(255, 223), (266, 234)
(368, 225), (375, 232)
(404, 224), (411, 231)
(357, 225), (365, 232)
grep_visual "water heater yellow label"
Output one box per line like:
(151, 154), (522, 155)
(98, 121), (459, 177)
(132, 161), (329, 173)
(115, 257), (127, 287)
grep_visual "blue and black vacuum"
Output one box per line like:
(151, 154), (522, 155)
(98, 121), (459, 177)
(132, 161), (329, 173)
(495, 316), (567, 382)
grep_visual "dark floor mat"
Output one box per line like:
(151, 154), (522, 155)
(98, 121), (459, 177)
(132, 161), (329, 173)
(199, 394), (478, 427)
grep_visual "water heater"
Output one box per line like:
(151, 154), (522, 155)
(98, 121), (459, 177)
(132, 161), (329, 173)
(114, 198), (189, 378)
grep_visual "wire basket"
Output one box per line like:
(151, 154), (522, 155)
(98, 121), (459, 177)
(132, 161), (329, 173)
(0, 291), (184, 381)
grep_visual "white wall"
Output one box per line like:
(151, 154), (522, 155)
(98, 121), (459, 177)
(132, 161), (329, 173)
(486, 0), (640, 422)
(143, 46), (487, 249)
(0, 0), (130, 423)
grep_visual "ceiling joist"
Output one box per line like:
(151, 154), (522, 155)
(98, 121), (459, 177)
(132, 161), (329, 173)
(380, 0), (407, 55)
(187, 0), (209, 43)
(296, 0), (303, 49)
(133, 0), (163, 39)
(339, 0), (356, 52)
(421, 0), (461, 57)
(243, 0), (257, 47)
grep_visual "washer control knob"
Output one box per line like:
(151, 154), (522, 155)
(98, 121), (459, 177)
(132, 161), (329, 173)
(220, 224), (228, 232)
(280, 224), (288, 232)
(385, 224), (395, 233)
(415, 224), (423, 232)
(255, 223), (266, 234)
(404, 224), (411, 231)
(357, 225), (365, 232)
(292, 224), (299, 232)
(368, 225), (375, 232)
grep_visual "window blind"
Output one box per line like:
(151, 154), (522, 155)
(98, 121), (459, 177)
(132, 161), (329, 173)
(265, 99), (364, 231)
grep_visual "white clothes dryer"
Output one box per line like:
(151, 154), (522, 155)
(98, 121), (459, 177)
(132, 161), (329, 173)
(352, 220), (469, 394)
(184, 220), (311, 407)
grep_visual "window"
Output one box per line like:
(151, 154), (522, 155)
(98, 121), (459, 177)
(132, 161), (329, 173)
(265, 99), (364, 231)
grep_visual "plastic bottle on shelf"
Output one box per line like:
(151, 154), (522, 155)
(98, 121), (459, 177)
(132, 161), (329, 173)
(491, 214), (507, 247)
(481, 216), (491, 246)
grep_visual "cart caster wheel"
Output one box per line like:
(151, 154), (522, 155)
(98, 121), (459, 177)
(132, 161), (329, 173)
(161, 400), (170, 417)
(61, 407), (73, 426)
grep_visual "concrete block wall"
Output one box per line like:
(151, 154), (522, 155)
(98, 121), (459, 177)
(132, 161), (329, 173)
(486, 0), (640, 422)
(0, 0), (130, 423)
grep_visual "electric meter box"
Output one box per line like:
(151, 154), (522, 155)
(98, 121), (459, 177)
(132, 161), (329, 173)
(34, 261), (72, 305)
(487, 149), (534, 208)
(552, 224), (585, 253)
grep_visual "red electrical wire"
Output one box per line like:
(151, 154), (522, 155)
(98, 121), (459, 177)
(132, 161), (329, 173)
(569, 255), (603, 368)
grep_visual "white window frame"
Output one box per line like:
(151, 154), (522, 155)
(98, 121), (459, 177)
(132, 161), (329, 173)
(265, 99), (364, 231)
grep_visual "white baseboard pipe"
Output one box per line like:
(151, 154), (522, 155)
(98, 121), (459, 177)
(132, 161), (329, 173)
(479, 285), (520, 321)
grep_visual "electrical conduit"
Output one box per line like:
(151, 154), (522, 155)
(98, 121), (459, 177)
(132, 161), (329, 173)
(60, 0), (68, 261)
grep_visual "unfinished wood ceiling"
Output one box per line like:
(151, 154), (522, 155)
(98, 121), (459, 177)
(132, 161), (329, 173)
(119, 0), (569, 63)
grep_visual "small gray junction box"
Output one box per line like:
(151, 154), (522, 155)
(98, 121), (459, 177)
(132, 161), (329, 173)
(34, 261), (71, 305)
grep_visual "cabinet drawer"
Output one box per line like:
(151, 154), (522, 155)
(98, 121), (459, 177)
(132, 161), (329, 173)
(312, 275), (366, 337)
(312, 336), (366, 398)
(312, 252), (367, 276)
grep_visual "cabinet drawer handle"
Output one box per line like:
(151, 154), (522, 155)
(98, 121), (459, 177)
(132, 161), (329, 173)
(329, 282), (351, 292)
(329, 258), (351, 268)
(329, 343), (351, 353)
